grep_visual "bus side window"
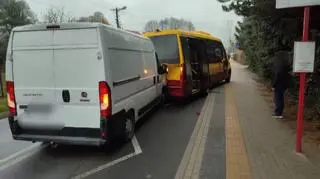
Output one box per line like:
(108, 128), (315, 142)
(219, 43), (228, 60)
(205, 41), (215, 62)
(180, 37), (191, 64)
(206, 41), (222, 62)
(211, 41), (224, 62)
(214, 48), (223, 61)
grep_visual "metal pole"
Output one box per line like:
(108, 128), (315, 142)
(116, 8), (120, 28)
(111, 6), (126, 29)
(296, 6), (310, 153)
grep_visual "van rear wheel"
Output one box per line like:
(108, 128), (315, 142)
(123, 112), (135, 142)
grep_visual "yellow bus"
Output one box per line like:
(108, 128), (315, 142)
(144, 29), (231, 98)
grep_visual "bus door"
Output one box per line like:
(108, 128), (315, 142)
(150, 35), (185, 97)
(213, 44), (226, 81)
(198, 40), (210, 91)
(186, 38), (208, 93)
(180, 36), (193, 96)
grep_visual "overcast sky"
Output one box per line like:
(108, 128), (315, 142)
(25, 0), (242, 46)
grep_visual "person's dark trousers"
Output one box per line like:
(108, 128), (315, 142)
(274, 87), (286, 116)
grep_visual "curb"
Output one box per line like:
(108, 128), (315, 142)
(175, 93), (215, 179)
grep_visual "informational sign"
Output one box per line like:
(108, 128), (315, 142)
(293, 41), (315, 73)
(276, 0), (320, 9)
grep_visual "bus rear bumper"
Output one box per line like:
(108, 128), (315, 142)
(167, 80), (185, 97)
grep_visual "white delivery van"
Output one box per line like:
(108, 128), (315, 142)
(6, 23), (167, 146)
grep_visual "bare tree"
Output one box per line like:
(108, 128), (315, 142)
(78, 11), (109, 25)
(44, 7), (74, 23)
(187, 21), (195, 31)
(78, 17), (90, 22)
(144, 17), (195, 32)
(158, 18), (169, 30)
(144, 20), (159, 32)
(90, 12), (104, 23)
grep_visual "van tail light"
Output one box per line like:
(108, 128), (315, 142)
(99, 81), (111, 118)
(6, 81), (16, 116)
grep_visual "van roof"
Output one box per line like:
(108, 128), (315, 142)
(12, 23), (102, 31)
(12, 23), (148, 39)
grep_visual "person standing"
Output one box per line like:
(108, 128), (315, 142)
(272, 51), (292, 119)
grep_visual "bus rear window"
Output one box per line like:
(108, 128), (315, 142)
(150, 35), (179, 64)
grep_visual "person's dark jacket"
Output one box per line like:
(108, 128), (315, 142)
(272, 51), (292, 89)
(272, 67), (291, 89)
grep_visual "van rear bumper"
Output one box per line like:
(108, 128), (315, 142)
(8, 116), (106, 146)
(13, 134), (106, 146)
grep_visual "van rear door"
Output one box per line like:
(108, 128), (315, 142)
(12, 27), (104, 131)
(12, 31), (57, 129)
(53, 28), (103, 128)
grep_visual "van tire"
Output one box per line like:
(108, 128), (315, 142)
(122, 111), (135, 142)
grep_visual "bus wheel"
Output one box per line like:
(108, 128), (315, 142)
(122, 111), (135, 142)
(200, 88), (208, 97)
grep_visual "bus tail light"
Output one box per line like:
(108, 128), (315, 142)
(180, 65), (185, 87)
(99, 81), (111, 118)
(6, 81), (16, 116)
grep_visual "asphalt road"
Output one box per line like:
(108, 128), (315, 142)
(0, 96), (206, 179)
(0, 119), (33, 160)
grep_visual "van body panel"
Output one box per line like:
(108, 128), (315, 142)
(10, 28), (103, 131)
(12, 31), (57, 130)
(100, 28), (159, 120)
(53, 47), (102, 128)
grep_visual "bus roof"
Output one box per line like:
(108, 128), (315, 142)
(144, 29), (222, 42)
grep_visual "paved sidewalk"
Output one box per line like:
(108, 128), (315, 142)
(175, 60), (320, 179)
(228, 60), (320, 179)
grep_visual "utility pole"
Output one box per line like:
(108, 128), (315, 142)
(111, 6), (127, 29)
(227, 20), (234, 53)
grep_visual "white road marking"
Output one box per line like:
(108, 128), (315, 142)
(71, 135), (143, 179)
(132, 135), (142, 155)
(0, 135), (142, 177)
(71, 153), (136, 179)
(0, 143), (40, 164)
(0, 143), (46, 171)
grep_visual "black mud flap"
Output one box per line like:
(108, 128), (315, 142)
(8, 116), (21, 135)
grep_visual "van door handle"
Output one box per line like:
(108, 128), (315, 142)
(19, 105), (28, 109)
(62, 90), (70, 103)
(153, 76), (156, 84)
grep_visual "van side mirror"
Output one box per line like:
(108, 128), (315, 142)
(159, 64), (168, 74)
